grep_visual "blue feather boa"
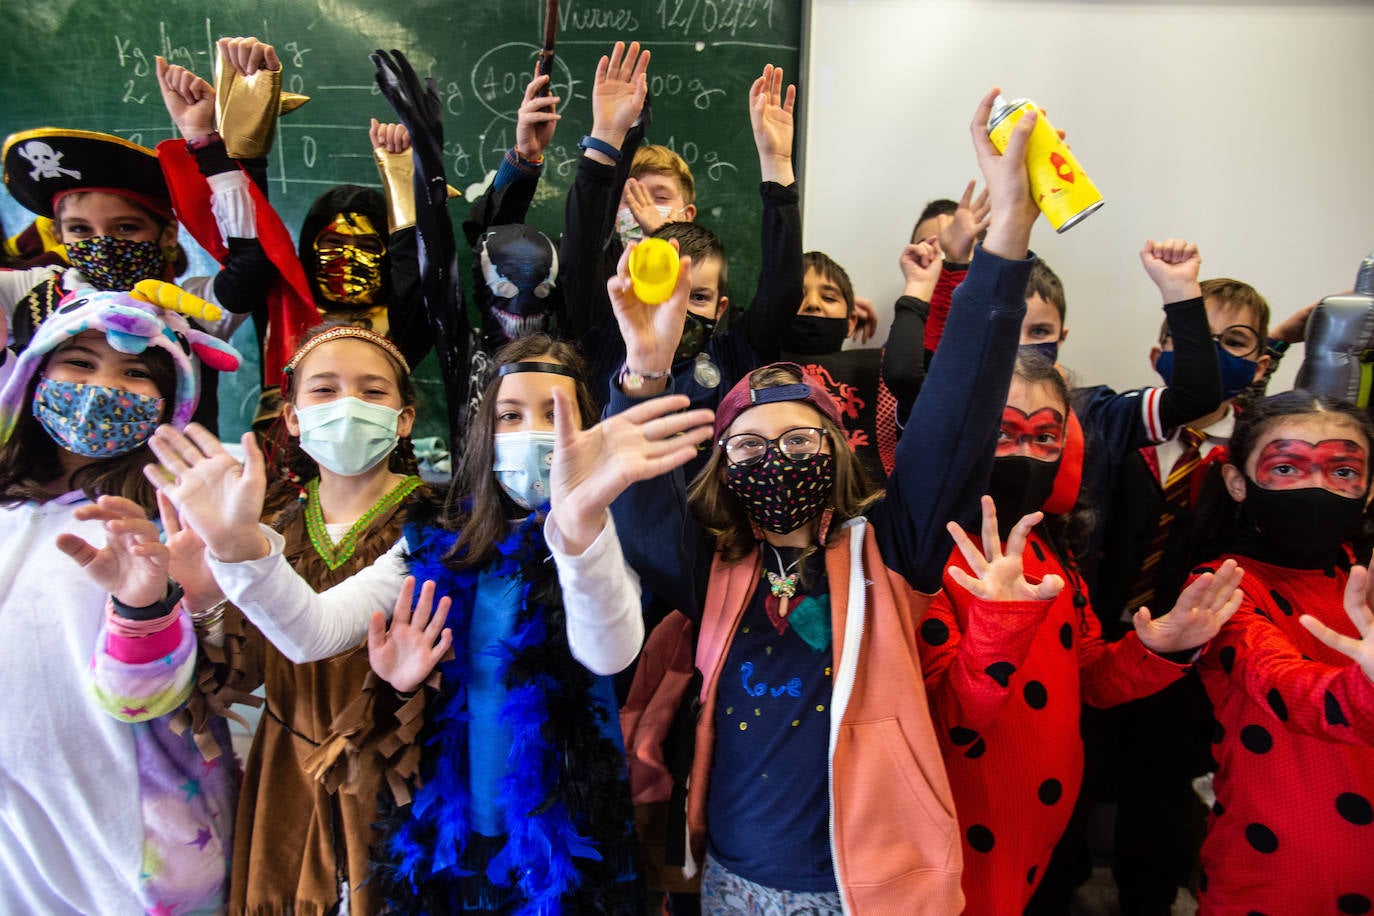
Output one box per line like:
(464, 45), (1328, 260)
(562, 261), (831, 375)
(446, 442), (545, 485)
(382, 511), (640, 914)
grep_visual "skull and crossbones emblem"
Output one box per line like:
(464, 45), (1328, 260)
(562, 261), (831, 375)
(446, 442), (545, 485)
(18, 141), (82, 181)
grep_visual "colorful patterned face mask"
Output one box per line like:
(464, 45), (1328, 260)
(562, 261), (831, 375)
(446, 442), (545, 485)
(724, 449), (835, 534)
(65, 237), (165, 291)
(32, 378), (164, 457)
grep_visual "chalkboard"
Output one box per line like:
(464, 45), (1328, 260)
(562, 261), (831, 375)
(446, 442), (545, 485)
(0, 0), (803, 440)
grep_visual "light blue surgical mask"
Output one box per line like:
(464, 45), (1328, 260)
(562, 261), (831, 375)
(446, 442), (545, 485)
(493, 430), (556, 509)
(294, 397), (402, 477)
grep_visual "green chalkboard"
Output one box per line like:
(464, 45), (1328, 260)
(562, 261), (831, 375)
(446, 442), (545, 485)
(0, 0), (803, 440)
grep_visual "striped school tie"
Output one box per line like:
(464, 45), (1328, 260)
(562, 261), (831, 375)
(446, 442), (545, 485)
(1127, 426), (1206, 612)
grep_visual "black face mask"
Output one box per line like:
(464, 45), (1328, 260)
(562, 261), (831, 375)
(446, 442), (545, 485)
(675, 312), (717, 363)
(1237, 479), (1366, 568)
(985, 455), (1061, 541)
(782, 315), (849, 356)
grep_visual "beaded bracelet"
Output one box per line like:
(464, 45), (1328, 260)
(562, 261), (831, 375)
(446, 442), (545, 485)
(618, 364), (672, 389)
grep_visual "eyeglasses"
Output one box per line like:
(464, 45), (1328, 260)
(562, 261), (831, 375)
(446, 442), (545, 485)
(719, 427), (828, 467)
(1162, 324), (1262, 359)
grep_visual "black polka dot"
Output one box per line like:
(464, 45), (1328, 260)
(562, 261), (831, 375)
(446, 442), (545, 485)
(1245, 912), (1268, 916)
(1240, 724), (1273, 754)
(1059, 622), (1073, 649)
(1339, 894), (1373, 914)
(1269, 590), (1293, 616)
(1336, 792), (1374, 826)
(949, 726), (978, 746)
(1245, 822), (1278, 853)
(1212, 719), (1226, 744)
(1030, 540), (1045, 562)
(921, 618), (950, 646)
(966, 824), (995, 852)
(1266, 688), (1289, 722)
(1212, 800), (1225, 816)
(965, 738), (987, 759)
(1327, 690), (1350, 727)
(1023, 680), (1048, 710)
(1027, 864), (1038, 885)
(985, 661), (1016, 688)
(1219, 645), (1237, 674)
(1038, 778), (1063, 805)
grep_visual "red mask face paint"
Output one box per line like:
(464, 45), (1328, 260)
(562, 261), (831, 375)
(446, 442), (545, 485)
(997, 406), (1065, 461)
(1253, 438), (1369, 498)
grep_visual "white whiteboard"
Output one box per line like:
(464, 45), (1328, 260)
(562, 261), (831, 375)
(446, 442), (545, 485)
(800, 0), (1374, 396)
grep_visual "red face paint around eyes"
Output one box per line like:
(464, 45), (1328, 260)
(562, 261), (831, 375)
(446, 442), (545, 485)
(1254, 438), (1369, 497)
(997, 406), (1066, 460)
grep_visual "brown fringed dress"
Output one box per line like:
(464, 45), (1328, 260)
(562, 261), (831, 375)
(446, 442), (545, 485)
(208, 476), (428, 916)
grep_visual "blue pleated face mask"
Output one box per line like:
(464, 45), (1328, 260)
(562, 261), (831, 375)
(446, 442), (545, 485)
(1020, 340), (1060, 365)
(492, 430), (556, 510)
(1155, 345), (1258, 400)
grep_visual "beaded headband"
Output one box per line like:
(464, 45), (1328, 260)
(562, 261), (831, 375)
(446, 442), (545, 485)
(283, 325), (410, 376)
(496, 360), (579, 379)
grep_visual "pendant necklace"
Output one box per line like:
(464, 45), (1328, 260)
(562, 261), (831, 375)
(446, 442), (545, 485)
(766, 544), (803, 620)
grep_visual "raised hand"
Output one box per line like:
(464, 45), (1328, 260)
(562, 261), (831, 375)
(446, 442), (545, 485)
(849, 296), (878, 344)
(945, 495), (1064, 602)
(1140, 238), (1202, 303)
(749, 63), (796, 185)
(144, 424), (270, 563)
(1300, 560), (1374, 683)
(156, 57), (216, 141)
(57, 495), (170, 608)
(970, 87), (1040, 260)
(548, 387), (715, 554)
(608, 240), (693, 395)
(371, 49), (445, 190)
(369, 118), (411, 154)
(216, 36), (281, 76)
(368, 577), (452, 694)
(899, 237), (943, 302)
(622, 177), (669, 236)
(1133, 559), (1244, 654)
(156, 490), (222, 612)
(589, 40), (649, 156)
(515, 71), (561, 162)
(940, 179), (992, 263)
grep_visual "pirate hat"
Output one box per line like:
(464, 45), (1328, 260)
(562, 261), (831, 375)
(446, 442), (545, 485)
(2, 128), (170, 220)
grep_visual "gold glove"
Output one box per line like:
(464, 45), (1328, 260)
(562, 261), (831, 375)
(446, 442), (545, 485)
(373, 146), (417, 232)
(214, 47), (309, 159)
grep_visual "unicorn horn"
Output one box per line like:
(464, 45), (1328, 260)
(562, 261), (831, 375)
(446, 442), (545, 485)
(131, 279), (223, 323)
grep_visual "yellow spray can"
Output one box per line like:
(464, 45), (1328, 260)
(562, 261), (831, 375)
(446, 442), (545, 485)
(988, 95), (1103, 233)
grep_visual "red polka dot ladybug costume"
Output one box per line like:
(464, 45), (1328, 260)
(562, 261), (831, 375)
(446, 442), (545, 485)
(922, 527), (1189, 912)
(1182, 389), (1374, 912)
(1191, 557), (1374, 913)
(918, 352), (1244, 912)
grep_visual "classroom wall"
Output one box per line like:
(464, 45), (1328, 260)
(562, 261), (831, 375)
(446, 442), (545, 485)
(801, 0), (1374, 396)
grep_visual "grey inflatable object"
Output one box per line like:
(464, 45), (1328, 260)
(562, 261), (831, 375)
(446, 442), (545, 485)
(1295, 251), (1374, 407)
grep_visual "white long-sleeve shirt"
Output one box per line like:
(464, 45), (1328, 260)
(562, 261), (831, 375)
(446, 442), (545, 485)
(207, 509), (645, 676)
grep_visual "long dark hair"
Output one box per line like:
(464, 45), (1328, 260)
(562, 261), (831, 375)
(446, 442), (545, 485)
(0, 346), (178, 510)
(263, 320), (419, 511)
(1191, 389), (1374, 560)
(443, 334), (597, 570)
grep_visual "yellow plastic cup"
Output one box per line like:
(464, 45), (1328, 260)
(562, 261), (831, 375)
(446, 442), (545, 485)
(628, 238), (680, 305)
